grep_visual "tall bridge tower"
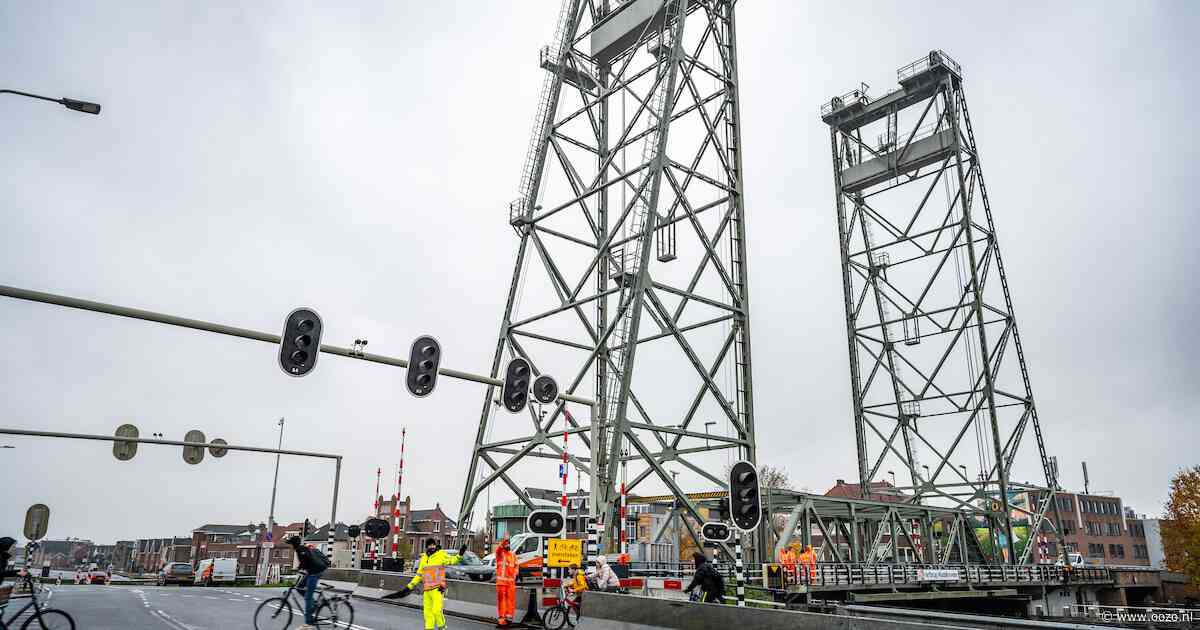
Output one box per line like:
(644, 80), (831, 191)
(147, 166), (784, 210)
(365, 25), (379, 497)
(459, 0), (758, 553)
(821, 51), (1062, 563)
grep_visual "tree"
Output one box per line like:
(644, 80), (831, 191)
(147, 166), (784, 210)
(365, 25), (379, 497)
(1163, 465), (1200, 586)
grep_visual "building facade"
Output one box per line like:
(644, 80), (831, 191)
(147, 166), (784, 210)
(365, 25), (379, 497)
(1019, 490), (1150, 567)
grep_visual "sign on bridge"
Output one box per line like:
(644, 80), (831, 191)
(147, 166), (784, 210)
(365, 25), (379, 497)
(916, 568), (960, 582)
(546, 538), (583, 568)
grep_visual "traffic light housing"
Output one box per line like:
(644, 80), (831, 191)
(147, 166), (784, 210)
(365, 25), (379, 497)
(347, 524), (361, 539)
(406, 335), (442, 397)
(701, 522), (731, 543)
(279, 308), (323, 377)
(728, 460), (761, 532)
(526, 509), (564, 536)
(362, 518), (389, 540)
(532, 374), (558, 404)
(502, 358), (531, 413)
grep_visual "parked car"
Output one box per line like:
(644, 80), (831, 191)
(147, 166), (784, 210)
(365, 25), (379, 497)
(445, 552), (494, 582)
(88, 568), (109, 585)
(157, 562), (194, 586)
(194, 558), (237, 586)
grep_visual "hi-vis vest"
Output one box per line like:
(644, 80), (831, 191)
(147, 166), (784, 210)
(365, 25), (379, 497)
(421, 564), (446, 589)
(495, 549), (517, 586)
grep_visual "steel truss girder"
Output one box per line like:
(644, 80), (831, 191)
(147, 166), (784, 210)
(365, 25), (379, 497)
(824, 66), (1063, 566)
(459, 0), (759, 560)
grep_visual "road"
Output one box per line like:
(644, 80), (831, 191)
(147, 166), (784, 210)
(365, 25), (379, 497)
(14, 584), (497, 630)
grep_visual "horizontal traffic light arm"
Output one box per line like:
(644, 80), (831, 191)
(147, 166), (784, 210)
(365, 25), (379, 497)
(0, 427), (341, 460)
(0, 284), (595, 406)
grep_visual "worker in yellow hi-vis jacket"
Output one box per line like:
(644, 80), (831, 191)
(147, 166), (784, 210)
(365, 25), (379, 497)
(394, 537), (467, 630)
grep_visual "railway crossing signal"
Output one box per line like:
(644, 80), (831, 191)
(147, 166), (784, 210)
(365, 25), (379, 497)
(701, 522), (731, 543)
(406, 335), (442, 397)
(347, 524), (361, 539)
(728, 460), (762, 532)
(526, 509), (564, 536)
(278, 308), (323, 377)
(502, 358), (531, 413)
(23, 504), (49, 541)
(532, 374), (558, 404)
(362, 518), (389, 539)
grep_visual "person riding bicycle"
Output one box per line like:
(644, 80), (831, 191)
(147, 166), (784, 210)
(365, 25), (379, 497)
(684, 552), (725, 604)
(285, 535), (330, 630)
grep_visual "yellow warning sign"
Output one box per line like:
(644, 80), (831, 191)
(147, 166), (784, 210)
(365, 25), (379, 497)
(546, 538), (583, 568)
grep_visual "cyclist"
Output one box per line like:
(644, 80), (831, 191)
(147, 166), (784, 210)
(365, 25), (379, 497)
(285, 535), (330, 630)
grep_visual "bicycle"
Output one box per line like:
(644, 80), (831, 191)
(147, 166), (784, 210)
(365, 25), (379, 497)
(253, 574), (354, 629)
(542, 584), (581, 630)
(0, 572), (75, 629)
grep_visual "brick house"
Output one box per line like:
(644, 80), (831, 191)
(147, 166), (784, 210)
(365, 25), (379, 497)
(1019, 489), (1150, 566)
(190, 524), (260, 568)
(406, 504), (458, 559)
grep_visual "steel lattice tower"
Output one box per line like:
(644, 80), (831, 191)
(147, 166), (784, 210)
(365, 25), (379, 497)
(821, 51), (1062, 564)
(458, 0), (758, 554)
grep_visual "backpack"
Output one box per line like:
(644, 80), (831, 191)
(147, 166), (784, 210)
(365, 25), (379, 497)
(305, 547), (330, 573)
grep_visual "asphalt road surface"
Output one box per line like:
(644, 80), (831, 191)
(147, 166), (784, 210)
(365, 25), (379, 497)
(9, 584), (497, 630)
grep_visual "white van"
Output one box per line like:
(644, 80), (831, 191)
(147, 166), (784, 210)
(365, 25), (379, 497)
(194, 558), (237, 586)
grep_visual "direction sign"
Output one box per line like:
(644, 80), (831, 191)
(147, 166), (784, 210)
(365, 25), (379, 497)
(547, 538), (582, 568)
(113, 424), (139, 461)
(208, 438), (229, 458)
(24, 504), (49, 541)
(183, 430), (206, 465)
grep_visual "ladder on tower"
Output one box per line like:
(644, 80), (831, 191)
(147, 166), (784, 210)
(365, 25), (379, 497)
(509, 0), (577, 231)
(604, 0), (684, 428)
(724, 55), (749, 441)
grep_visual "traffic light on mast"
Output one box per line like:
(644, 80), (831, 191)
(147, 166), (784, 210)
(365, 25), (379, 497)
(502, 358), (531, 413)
(728, 460), (762, 532)
(278, 308), (323, 377)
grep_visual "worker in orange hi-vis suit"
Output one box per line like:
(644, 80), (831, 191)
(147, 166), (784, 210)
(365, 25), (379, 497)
(782, 543), (800, 585)
(801, 544), (818, 584)
(493, 537), (518, 627)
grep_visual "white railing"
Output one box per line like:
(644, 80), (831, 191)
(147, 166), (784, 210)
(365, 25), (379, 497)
(898, 49), (962, 83)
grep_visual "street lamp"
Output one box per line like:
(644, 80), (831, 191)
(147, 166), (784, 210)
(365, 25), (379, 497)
(1, 89), (101, 115)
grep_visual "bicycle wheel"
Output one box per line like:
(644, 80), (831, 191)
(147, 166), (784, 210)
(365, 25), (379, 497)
(21, 609), (75, 630)
(253, 597), (293, 630)
(543, 605), (568, 630)
(314, 598), (354, 628)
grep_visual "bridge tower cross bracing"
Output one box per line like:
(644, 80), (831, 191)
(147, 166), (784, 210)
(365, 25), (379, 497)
(459, 0), (761, 558)
(821, 50), (1064, 565)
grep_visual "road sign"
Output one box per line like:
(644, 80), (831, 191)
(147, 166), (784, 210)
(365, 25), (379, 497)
(546, 538), (582, 568)
(208, 438), (229, 458)
(532, 374), (558, 404)
(23, 504), (49, 541)
(183, 430), (206, 465)
(113, 424), (139, 461)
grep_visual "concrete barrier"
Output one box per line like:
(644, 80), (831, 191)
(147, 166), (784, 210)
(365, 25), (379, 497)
(353, 569), (538, 624)
(576, 591), (1011, 630)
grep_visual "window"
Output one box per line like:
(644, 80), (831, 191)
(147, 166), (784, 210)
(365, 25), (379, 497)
(1107, 522), (1121, 537)
(434, 521), (441, 533)
(1108, 544), (1125, 559)
(1087, 543), (1104, 557)
(1046, 542), (1058, 555)
(1060, 520), (1075, 535)
(1057, 497), (1073, 512)
(1133, 544), (1148, 559)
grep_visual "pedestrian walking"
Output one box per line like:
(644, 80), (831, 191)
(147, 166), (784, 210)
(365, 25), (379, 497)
(394, 538), (468, 630)
(493, 537), (518, 627)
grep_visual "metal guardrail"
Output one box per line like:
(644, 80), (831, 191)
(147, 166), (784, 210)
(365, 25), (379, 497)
(820, 86), (870, 117)
(898, 49), (962, 83)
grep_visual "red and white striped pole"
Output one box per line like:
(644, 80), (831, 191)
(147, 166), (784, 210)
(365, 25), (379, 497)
(619, 458), (628, 560)
(392, 428), (407, 562)
(372, 467), (381, 565)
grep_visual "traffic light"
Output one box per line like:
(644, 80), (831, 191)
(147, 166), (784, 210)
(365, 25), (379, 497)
(406, 335), (442, 397)
(526, 509), (564, 536)
(347, 524), (361, 539)
(278, 308), (323, 377)
(701, 522), (731, 543)
(362, 518), (389, 540)
(502, 358), (531, 413)
(532, 374), (558, 404)
(728, 460), (761, 532)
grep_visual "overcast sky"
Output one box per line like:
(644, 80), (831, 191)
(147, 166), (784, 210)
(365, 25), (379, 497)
(1, 1), (1197, 545)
